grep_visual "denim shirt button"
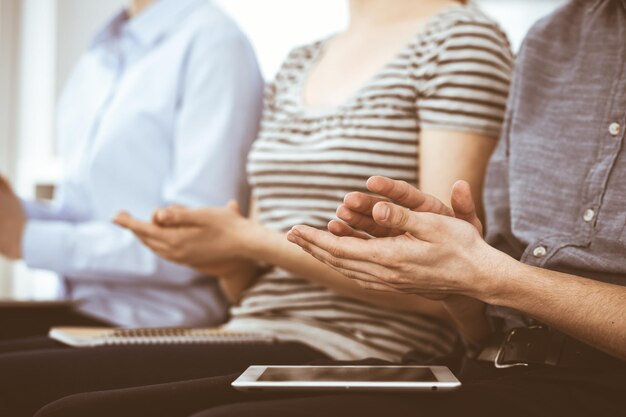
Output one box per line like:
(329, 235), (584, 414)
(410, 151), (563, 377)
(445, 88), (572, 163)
(532, 245), (547, 258)
(609, 122), (621, 136)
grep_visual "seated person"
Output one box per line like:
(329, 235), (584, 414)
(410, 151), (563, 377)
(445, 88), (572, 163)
(204, 1), (625, 416)
(0, 0), (263, 337)
(0, 1), (514, 415)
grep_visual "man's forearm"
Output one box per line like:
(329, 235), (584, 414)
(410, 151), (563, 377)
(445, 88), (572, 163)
(483, 258), (626, 360)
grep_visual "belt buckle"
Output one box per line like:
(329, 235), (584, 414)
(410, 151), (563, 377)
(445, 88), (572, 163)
(494, 327), (535, 369)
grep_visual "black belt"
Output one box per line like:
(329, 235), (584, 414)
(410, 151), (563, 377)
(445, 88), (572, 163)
(477, 326), (624, 369)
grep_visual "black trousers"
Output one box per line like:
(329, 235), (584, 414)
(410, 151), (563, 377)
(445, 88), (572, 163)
(0, 304), (107, 341)
(0, 341), (327, 417)
(35, 356), (626, 417)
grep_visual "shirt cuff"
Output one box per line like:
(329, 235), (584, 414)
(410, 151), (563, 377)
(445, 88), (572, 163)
(21, 198), (41, 219)
(22, 220), (71, 273)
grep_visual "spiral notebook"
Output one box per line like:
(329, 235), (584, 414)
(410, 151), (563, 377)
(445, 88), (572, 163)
(49, 326), (276, 347)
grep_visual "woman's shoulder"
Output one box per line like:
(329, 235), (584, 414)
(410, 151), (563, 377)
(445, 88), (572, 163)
(413, 4), (513, 63)
(282, 39), (326, 68)
(432, 3), (504, 31)
(432, 3), (509, 42)
(270, 39), (326, 84)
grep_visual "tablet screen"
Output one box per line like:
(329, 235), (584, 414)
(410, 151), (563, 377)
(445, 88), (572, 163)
(258, 367), (437, 382)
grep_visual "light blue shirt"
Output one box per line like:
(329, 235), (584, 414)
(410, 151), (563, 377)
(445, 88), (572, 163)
(20, 0), (263, 327)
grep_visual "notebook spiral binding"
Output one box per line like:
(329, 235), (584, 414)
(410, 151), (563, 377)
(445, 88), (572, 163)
(101, 328), (276, 345)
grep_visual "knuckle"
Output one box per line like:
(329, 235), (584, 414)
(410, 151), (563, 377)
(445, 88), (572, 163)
(396, 181), (412, 201)
(328, 244), (344, 259)
(387, 270), (402, 283)
(325, 255), (341, 268)
(398, 209), (409, 226)
(336, 205), (351, 221)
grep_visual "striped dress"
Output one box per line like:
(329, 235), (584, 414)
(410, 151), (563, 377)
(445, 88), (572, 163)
(225, 4), (514, 361)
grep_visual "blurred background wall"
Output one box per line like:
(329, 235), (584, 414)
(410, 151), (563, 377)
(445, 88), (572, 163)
(0, 0), (566, 299)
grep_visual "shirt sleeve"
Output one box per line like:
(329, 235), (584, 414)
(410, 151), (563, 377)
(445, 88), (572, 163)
(161, 23), (264, 213)
(22, 220), (202, 284)
(22, 25), (264, 285)
(416, 18), (514, 138)
(21, 199), (77, 222)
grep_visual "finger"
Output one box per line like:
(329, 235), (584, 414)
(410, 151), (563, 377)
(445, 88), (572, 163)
(451, 180), (483, 235)
(343, 192), (388, 215)
(288, 225), (372, 261)
(327, 220), (371, 240)
(114, 212), (162, 238)
(136, 234), (171, 254)
(355, 280), (404, 294)
(290, 232), (412, 294)
(336, 204), (396, 237)
(152, 204), (185, 224)
(227, 200), (241, 214)
(153, 206), (199, 227)
(366, 176), (454, 216)
(288, 231), (392, 280)
(371, 202), (440, 241)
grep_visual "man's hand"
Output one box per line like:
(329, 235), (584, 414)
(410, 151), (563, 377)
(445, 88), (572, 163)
(288, 203), (498, 298)
(290, 176), (498, 346)
(329, 176), (483, 238)
(0, 175), (26, 260)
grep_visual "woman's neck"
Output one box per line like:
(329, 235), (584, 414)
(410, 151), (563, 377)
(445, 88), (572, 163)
(128, 0), (154, 19)
(347, 0), (459, 31)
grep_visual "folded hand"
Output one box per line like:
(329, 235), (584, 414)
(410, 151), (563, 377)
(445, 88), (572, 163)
(114, 201), (250, 268)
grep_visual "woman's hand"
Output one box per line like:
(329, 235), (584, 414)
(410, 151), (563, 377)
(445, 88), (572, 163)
(114, 201), (253, 268)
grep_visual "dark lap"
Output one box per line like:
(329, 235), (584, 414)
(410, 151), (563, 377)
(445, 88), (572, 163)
(0, 305), (107, 341)
(192, 360), (626, 417)
(0, 341), (326, 417)
(35, 374), (243, 417)
(0, 335), (64, 354)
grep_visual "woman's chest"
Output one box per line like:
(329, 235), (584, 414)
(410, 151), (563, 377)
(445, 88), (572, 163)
(248, 110), (420, 188)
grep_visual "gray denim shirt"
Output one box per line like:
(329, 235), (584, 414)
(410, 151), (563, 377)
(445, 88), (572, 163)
(483, 0), (626, 329)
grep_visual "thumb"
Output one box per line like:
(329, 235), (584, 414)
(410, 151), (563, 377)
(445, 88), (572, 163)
(226, 200), (241, 214)
(372, 202), (436, 240)
(450, 181), (483, 235)
(152, 204), (184, 224)
(153, 206), (197, 226)
(0, 175), (14, 193)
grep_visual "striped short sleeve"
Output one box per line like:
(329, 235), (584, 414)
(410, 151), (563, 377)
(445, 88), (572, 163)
(415, 14), (514, 137)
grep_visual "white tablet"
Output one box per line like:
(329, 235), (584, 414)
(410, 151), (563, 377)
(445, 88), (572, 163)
(232, 365), (461, 393)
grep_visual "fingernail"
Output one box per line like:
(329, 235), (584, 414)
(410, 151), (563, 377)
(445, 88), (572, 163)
(379, 204), (390, 221)
(289, 227), (302, 238)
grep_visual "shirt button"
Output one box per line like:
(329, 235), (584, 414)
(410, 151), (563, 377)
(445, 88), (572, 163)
(609, 122), (621, 136)
(533, 246), (547, 259)
(583, 209), (595, 222)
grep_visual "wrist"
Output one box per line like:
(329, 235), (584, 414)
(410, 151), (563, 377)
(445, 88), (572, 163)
(468, 241), (519, 304)
(236, 218), (267, 261)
